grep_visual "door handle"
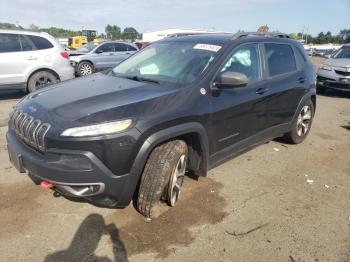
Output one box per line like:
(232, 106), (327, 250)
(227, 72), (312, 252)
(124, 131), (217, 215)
(126, 52), (130, 55)
(256, 88), (269, 95)
(109, 53), (114, 55)
(298, 77), (307, 83)
(27, 56), (38, 60)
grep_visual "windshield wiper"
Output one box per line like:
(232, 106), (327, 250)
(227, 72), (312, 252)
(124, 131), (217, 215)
(125, 75), (160, 84)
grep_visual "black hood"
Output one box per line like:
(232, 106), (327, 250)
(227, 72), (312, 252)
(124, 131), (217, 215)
(18, 73), (181, 128)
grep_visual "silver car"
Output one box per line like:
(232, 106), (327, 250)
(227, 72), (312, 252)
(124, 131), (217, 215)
(69, 41), (139, 76)
(0, 30), (75, 93)
(317, 44), (350, 93)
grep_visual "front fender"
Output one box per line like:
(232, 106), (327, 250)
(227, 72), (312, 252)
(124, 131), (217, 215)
(118, 122), (209, 204)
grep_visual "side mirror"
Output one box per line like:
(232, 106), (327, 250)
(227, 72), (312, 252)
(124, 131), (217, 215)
(213, 71), (248, 88)
(95, 49), (103, 54)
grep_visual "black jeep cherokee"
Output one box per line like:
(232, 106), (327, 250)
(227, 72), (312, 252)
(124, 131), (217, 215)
(7, 32), (316, 218)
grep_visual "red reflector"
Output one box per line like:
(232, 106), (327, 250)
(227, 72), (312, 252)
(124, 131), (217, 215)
(60, 51), (69, 59)
(41, 181), (54, 189)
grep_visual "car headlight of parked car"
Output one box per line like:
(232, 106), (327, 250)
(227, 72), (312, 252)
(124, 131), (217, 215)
(61, 119), (133, 137)
(319, 64), (332, 71)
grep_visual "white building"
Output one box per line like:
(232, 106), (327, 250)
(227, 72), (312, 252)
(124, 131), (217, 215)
(142, 28), (228, 42)
(304, 43), (342, 50)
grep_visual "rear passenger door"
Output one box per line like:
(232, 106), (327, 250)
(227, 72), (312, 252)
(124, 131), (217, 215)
(263, 43), (307, 128)
(112, 43), (137, 66)
(0, 33), (37, 86)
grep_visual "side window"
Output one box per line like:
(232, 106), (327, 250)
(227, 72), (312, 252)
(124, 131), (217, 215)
(114, 43), (128, 52)
(126, 45), (137, 51)
(96, 43), (114, 53)
(265, 43), (297, 76)
(220, 43), (261, 81)
(0, 34), (21, 53)
(27, 35), (54, 50)
(19, 35), (35, 51)
(294, 47), (306, 69)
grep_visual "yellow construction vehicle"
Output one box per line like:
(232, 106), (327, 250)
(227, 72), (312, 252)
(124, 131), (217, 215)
(68, 29), (101, 50)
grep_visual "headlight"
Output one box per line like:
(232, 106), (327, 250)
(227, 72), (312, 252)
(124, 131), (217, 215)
(319, 64), (332, 71)
(61, 119), (132, 137)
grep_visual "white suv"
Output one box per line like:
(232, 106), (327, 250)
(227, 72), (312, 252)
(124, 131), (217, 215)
(0, 30), (75, 92)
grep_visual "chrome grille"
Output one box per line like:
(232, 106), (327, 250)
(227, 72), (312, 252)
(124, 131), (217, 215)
(10, 109), (51, 152)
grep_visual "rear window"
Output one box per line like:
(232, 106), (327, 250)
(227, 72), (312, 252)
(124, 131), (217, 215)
(114, 43), (128, 52)
(265, 43), (297, 76)
(0, 33), (21, 53)
(126, 45), (137, 51)
(19, 35), (35, 51)
(27, 35), (54, 50)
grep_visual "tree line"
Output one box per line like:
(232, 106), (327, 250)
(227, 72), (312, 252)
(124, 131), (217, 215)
(1, 22), (349, 44)
(0, 22), (142, 41)
(289, 29), (350, 44)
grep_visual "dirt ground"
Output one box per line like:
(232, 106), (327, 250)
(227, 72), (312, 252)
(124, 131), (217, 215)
(0, 57), (349, 262)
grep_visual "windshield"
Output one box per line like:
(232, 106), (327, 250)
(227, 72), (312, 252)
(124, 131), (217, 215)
(112, 41), (222, 86)
(333, 46), (350, 59)
(76, 42), (96, 52)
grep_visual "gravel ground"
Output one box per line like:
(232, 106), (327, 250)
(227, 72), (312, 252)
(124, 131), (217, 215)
(0, 57), (349, 262)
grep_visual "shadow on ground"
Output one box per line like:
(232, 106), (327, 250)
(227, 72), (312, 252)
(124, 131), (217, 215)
(318, 89), (350, 99)
(0, 90), (26, 100)
(44, 214), (128, 262)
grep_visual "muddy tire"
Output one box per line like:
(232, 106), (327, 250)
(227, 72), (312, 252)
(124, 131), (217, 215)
(77, 61), (94, 76)
(27, 71), (58, 93)
(285, 100), (314, 144)
(137, 140), (188, 218)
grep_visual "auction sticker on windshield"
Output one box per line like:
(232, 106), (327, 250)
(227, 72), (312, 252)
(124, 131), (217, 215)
(193, 44), (222, 52)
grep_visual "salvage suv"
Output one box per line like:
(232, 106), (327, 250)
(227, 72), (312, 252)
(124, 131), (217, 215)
(7, 32), (316, 218)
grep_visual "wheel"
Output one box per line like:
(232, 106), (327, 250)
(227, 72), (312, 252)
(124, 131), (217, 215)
(77, 61), (94, 76)
(137, 140), (188, 218)
(285, 100), (314, 144)
(27, 71), (58, 93)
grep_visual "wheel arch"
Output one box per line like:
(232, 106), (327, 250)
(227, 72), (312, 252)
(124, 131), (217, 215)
(119, 123), (210, 205)
(26, 68), (60, 92)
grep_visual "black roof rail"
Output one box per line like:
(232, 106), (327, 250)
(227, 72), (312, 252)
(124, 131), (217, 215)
(233, 32), (290, 39)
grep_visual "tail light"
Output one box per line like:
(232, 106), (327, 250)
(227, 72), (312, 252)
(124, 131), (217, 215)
(60, 51), (69, 59)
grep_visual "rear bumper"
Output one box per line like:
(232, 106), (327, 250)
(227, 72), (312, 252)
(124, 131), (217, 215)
(6, 131), (134, 207)
(58, 66), (75, 82)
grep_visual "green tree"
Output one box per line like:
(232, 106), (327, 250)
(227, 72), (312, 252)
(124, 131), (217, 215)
(105, 24), (121, 39)
(121, 27), (140, 41)
(29, 24), (39, 31)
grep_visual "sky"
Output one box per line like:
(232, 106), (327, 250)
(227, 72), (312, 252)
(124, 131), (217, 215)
(1, 0), (349, 36)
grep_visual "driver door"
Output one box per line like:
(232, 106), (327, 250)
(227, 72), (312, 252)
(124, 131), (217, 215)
(208, 43), (270, 155)
(93, 43), (115, 69)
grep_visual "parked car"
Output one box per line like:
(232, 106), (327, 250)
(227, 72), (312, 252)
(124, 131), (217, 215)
(317, 44), (350, 93)
(69, 41), (139, 76)
(322, 49), (336, 59)
(134, 41), (150, 49)
(7, 32), (316, 218)
(0, 30), (74, 92)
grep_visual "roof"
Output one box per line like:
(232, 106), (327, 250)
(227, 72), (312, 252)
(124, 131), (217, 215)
(160, 32), (295, 46)
(0, 29), (51, 37)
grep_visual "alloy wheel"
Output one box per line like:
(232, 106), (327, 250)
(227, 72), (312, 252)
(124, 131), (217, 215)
(167, 154), (187, 206)
(297, 105), (312, 136)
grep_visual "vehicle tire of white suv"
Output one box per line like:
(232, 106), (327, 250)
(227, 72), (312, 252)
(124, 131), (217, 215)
(27, 71), (58, 93)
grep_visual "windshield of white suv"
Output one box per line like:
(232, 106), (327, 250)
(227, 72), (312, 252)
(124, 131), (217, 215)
(76, 42), (96, 52)
(112, 41), (222, 86)
(333, 46), (350, 59)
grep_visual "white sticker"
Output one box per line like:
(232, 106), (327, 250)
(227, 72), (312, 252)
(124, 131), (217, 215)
(193, 44), (222, 52)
